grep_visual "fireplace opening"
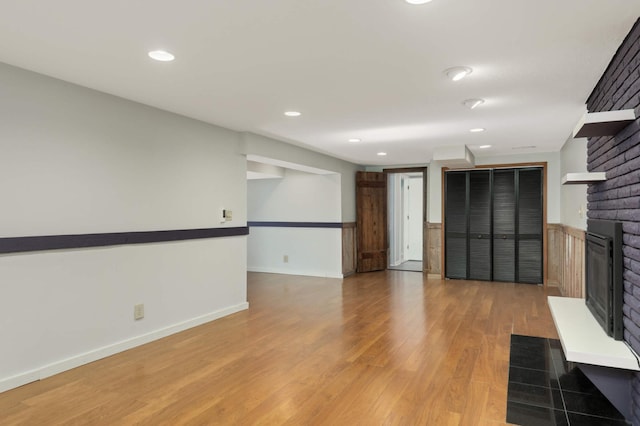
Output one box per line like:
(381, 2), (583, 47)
(585, 219), (623, 340)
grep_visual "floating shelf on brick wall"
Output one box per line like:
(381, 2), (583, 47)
(573, 109), (637, 138)
(562, 172), (607, 185)
(548, 296), (640, 370)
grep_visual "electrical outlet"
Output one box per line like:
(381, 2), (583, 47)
(134, 304), (144, 320)
(283, 255), (289, 263)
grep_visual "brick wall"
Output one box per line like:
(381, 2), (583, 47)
(586, 19), (640, 424)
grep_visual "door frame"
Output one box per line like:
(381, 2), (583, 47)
(383, 167), (428, 272)
(440, 162), (548, 285)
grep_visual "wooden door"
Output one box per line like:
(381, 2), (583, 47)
(356, 171), (388, 272)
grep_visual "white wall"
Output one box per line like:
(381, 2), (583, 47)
(247, 170), (342, 278)
(388, 174), (404, 266)
(0, 62), (248, 391)
(241, 132), (361, 222)
(426, 164), (441, 223)
(247, 227), (342, 277)
(1, 238), (246, 391)
(248, 170), (341, 222)
(560, 137), (589, 230)
(408, 176), (423, 260)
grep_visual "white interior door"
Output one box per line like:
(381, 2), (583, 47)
(402, 176), (410, 261)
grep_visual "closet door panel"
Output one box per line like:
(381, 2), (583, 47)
(493, 170), (516, 282)
(519, 240), (542, 283)
(445, 172), (468, 279)
(517, 169), (543, 283)
(468, 170), (491, 281)
(446, 238), (467, 279)
(469, 238), (491, 280)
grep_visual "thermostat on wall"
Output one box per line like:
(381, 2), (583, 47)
(220, 209), (232, 223)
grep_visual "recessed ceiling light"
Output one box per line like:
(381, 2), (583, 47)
(284, 111), (301, 117)
(479, 145), (492, 149)
(463, 98), (485, 109)
(348, 138), (361, 143)
(148, 50), (175, 62)
(445, 66), (472, 81)
(377, 152), (387, 156)
(470, 128), (485, 133)
(405, 0), (433, 4)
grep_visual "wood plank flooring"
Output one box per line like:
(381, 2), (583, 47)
(0, 271), (561, 425)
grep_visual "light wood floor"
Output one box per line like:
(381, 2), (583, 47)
(0, 271), (561, 425)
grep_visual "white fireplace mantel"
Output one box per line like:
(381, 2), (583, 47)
(548, 296), (639, 370)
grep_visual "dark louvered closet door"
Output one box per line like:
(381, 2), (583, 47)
(517, 169), (543, 283)
(468, 170), (491, 280)
(445, 172), (467, 279)
(492, 170), (516, 282)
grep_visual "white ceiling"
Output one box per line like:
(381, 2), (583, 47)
(0, 1), (638, 166)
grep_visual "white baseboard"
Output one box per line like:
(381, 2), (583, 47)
(0, 302), (249, 393)
(248, 266), (343, 279)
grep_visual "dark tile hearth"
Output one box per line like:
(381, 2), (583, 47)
(507, 334), (629, 426)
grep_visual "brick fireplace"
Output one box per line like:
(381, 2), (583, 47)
(585, 18), (640, 424)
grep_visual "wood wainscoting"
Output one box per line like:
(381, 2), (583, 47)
(427, 222), (442, 276)
(547, 224), (564, 287)
(547, 224), (585, 298)
(342, 222), (357, 276)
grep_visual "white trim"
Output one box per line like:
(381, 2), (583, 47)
(248, 266), (343, 279)
(561, 172), (606, 185)
(0, 302), (249, 393)
(573, 109), (636, 138)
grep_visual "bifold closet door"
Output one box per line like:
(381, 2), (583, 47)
(468, 170), (491, 280)
(517, 169), (543, 283)
(445, 172), (467, 279)
(492, 170), (516, 282)
(445, 167), (543, 284)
